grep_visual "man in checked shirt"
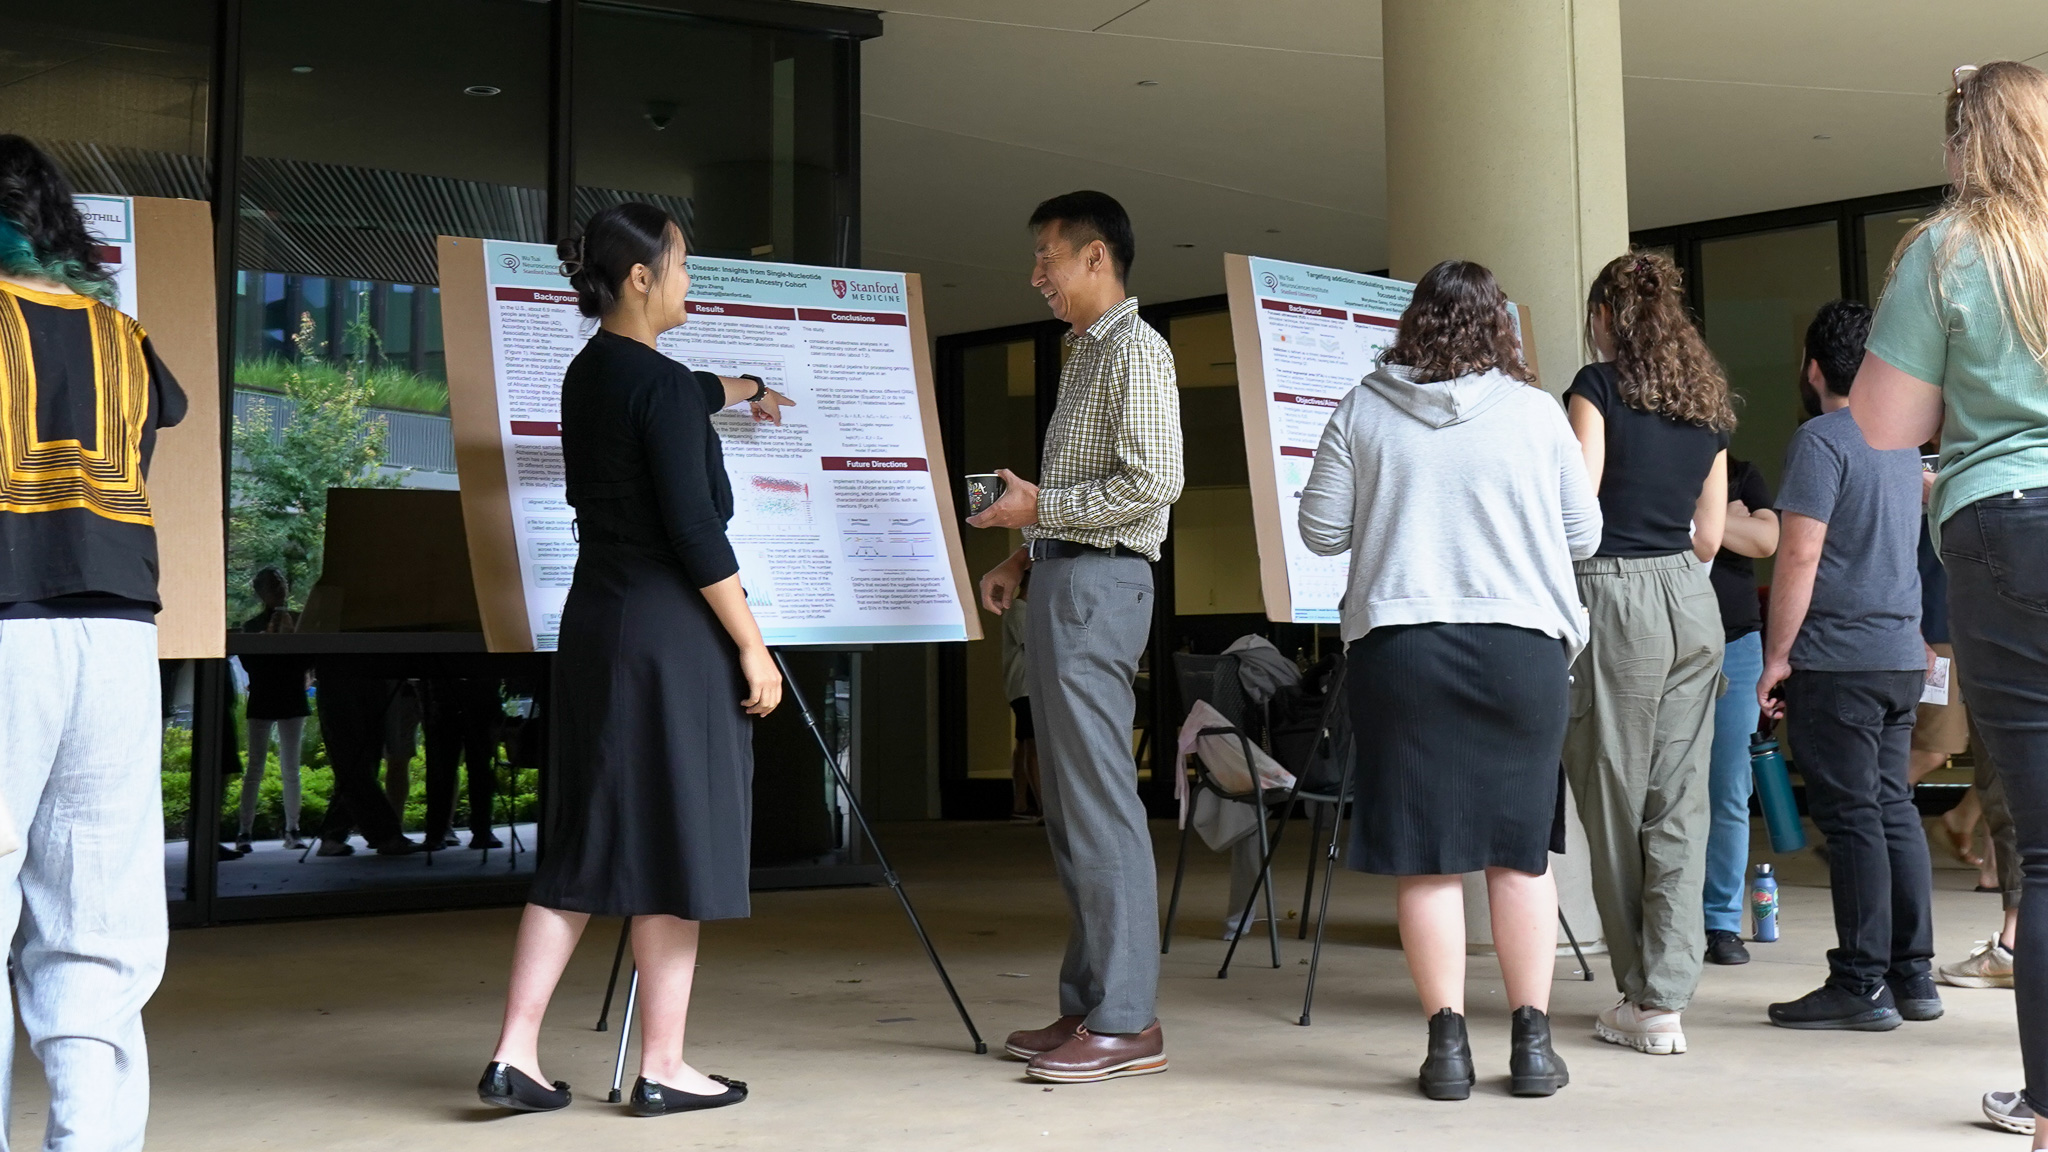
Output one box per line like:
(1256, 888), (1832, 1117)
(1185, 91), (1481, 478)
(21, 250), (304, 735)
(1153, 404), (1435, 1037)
(970, 190), (1184, 1083)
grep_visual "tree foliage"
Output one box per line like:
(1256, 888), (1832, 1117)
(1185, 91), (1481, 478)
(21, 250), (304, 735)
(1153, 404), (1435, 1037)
(227, 303), (400, 620)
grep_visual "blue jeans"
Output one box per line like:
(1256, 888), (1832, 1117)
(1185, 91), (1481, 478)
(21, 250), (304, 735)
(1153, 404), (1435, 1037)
(1703, 630), (1762, 933)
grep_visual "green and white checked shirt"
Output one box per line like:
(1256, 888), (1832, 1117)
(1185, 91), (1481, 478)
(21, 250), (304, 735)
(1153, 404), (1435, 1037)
(1027, 297), (1184, 561)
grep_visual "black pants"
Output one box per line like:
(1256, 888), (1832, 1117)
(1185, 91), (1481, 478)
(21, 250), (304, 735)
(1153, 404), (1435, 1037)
(1944, 491), (2048, 1113)
(1783, 668), (1933, 993)
(422, 677), (500, 839)
(312, 674), (405, 846)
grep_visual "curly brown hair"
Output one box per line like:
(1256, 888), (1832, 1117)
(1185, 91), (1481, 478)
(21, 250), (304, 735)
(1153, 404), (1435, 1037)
(1380, 260), (1532, 384)
(1585, 251), (1735, 432)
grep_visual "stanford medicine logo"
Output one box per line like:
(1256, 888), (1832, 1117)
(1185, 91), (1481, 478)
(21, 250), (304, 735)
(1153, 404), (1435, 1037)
(832, 276), (903, 305)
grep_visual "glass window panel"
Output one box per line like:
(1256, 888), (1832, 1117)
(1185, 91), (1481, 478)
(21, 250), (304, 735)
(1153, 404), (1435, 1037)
(1700, 221), (1842, 577)
(1862, 207), (1937, 303)
(0, 2), (215, 909)
(0, 2), (214, 198)
(574, 4), (849, 263)
(220, 0), (549, 900)
(959, 340), (1036, 780)
(1169, 311), (1261, 616)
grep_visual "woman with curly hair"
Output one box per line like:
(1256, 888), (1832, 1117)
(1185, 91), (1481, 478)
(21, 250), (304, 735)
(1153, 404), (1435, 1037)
(1563, 250), (1732, 1058)
(1299, 260), (1601, 1100)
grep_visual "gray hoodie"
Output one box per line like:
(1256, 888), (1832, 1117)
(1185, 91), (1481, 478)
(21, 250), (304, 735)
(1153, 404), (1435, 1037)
(1297, 364), (1602, 656)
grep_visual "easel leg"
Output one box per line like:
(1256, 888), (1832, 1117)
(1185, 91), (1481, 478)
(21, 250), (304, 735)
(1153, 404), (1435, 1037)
(608, 967), (639, 1103)
(774, 650), (987, 1054)
(595, 916), (631, 1031)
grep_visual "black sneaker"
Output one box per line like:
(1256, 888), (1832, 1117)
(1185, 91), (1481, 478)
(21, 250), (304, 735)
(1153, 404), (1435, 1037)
(1768, 982), (1902, 1031)
(1887, 971), (1944, 1021)
(1705, 930), (1751, 965)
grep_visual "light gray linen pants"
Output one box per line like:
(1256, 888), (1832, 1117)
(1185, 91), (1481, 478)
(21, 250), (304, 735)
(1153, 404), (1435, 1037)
(1564, 554), (1721, 1013)
(1026, 550), (1159, 1034)
(0, 618), (166, 1152)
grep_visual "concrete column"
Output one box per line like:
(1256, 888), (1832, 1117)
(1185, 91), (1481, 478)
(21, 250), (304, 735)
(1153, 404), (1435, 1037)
(1381, 0), (1629, 395)
(1383, 0), (1626, 953)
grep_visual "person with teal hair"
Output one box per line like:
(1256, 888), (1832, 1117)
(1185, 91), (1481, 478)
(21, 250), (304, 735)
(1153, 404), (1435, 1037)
(0, 132), (186, 1149)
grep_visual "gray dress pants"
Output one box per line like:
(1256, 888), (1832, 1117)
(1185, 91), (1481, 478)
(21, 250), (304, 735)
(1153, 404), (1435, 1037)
(1026, 550), (1159, 1034)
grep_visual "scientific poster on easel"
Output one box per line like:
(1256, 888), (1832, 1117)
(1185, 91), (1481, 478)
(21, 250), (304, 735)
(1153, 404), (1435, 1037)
(75, 194), (137, 317)
(1225, 254), (1530, 623)
(439, 237), (979, 652)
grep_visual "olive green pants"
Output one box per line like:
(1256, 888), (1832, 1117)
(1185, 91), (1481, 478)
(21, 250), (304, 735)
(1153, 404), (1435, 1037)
(1565, 554), (1723, 1013)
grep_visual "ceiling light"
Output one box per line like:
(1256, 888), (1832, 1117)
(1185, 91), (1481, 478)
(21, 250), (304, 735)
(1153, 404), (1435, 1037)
(1173, 243), (1194, 249)
(941, 282), (958, 288)
(1136, 80), (1159, 87)
(1812, 133), (1832, 140)
(464, 85), (502, 97)
(1265, 228), (1281, 234)
(1896, 216), (1921, 224)
(291, 65), (313, 74)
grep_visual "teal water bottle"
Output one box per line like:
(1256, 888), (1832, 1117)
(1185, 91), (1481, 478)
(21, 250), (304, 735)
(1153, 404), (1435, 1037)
(1750, 863), (1780, 943)
(1750, 733), (1807, 853)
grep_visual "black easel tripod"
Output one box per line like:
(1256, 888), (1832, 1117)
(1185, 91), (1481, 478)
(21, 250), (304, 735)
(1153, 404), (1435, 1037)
(593, 649), (986, 1099)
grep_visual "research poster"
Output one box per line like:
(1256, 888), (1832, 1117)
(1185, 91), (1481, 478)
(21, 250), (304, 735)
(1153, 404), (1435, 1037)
(1224, 254), (1529, 623)
(469, 241), (973, 650)
(76, 194), (137, 316)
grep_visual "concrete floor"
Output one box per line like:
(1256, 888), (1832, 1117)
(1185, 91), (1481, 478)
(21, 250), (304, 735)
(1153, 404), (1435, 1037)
(18, 818), (2026, 1151)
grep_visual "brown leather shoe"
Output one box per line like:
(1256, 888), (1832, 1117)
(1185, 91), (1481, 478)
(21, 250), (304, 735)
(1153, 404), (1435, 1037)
(1024, 1022), (1167, 1083)
(1003, 1015), (1085, 1060)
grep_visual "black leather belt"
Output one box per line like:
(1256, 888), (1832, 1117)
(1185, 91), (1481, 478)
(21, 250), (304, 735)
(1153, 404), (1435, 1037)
(1028, 538), (1142, 562)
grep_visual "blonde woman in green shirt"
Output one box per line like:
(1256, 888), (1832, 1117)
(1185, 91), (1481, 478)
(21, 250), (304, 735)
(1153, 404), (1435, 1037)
(1851, 60), (2048, 1145)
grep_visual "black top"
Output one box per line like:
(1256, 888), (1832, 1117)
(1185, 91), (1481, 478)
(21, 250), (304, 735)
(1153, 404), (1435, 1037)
(560, 329), (738, 588)
(240, 608), (312, 719)
(1919, 525), (1947, 644)
(1709, 457), (1772, 641)
(0, 283), (185, 616)
(1566, 362), (1728, 558)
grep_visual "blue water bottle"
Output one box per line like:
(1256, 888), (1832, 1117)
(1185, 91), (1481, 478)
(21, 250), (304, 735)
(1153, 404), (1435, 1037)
(1750, 733), (1807, 852)
(1750, 863), (1780, 943)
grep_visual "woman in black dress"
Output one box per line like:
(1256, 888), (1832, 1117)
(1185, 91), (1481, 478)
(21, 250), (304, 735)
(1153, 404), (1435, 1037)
(480, 203), (789, 1118)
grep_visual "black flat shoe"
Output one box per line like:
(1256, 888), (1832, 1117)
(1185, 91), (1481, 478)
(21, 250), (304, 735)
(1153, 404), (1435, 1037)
(477, 1062), (571, 1112)
(628, 1075), (747, 1116)
(1419, 1008), (1474, 1101)
(1509, 1005), (1569, 1097)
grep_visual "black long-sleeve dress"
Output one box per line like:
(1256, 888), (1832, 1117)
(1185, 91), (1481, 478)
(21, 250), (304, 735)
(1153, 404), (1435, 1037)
(526, 329), (753, 920)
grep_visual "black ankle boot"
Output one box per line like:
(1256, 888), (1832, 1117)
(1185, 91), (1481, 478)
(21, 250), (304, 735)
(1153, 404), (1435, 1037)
(1419, 1008), (1474, 1100)
(1509, 1005), (1569, 1097)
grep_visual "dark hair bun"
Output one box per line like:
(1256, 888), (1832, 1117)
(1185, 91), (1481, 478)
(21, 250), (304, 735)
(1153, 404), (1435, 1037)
(556, 202), (678, 319)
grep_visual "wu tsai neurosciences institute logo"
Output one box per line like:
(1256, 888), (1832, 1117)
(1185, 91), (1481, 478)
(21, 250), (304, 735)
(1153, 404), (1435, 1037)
(500, 253), (522, 271)
(1261, 271), (1280, 293)
(832, 279), (848, 299)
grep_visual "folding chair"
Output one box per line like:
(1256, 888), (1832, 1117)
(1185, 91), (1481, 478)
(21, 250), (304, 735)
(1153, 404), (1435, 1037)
(1160, 653), (1291, 972)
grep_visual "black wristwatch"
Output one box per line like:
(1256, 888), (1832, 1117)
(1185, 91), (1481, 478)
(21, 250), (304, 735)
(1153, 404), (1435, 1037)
(740, 374), (768, 403)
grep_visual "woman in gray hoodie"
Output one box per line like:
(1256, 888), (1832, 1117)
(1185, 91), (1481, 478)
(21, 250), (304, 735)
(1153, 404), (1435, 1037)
(1298, 260), (1601, 1102)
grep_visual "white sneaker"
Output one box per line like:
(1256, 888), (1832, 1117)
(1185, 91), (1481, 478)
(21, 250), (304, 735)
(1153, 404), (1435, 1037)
(1939, 939), (2015, 989)
(1221, 917), (1272, 941)
(1595, 999), (1686, 1055)
(1984, 1089), (2036, 1135)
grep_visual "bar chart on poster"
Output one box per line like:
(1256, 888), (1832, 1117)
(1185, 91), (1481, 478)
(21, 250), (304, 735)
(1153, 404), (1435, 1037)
(441, 239), (977, 651)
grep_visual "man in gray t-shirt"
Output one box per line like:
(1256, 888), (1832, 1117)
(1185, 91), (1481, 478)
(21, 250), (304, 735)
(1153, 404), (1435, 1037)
(1757, 299), (1937, 1032)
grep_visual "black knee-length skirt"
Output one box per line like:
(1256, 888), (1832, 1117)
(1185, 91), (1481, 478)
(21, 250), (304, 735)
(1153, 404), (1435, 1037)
(528, 541), (754, 920)
(1346, 622), (1569, 877)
